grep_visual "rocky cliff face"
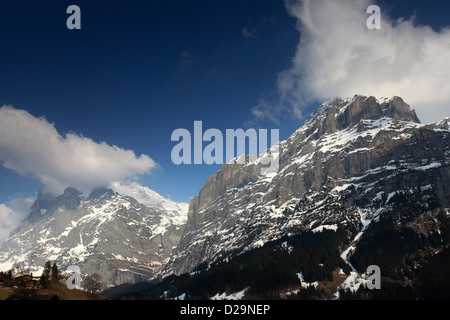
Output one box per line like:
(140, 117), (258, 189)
(164, 95), (450, 276)
(0, 185), (188, 288)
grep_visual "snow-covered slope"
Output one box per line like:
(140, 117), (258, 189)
(110, 181), (188, 226)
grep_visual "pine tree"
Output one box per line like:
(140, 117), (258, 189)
(51, 262), (59, 285)
(39, 261), (52, 288)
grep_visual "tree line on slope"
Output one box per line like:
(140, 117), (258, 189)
(343, 211), (450, 299)
(129, 228), (352, 300)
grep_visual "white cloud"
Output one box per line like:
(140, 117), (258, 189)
(8, 196), (35, 218)
(0, 105), (157, 195)
(259, 0), (450, 124)
(0, 197), (35, 242)
(0, 197), (34, 242)
(0, 204), (17, 242)
(0, 196), (33, 242)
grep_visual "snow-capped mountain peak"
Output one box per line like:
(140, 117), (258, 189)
(110, 181), (188, 226)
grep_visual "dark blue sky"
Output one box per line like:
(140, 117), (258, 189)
(0, 0), (449, 204)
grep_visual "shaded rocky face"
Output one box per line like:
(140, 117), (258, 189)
(164, 95), (449, 276)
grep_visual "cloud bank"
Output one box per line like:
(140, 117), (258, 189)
(254, 0), (450, 124)
(0, 197), (34, 242)
(0, 204), (20, 242)
(0, 105), (157, 195)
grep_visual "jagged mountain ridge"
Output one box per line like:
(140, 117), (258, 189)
(163, 95), (450, 277)
(0, 184), (188, 287)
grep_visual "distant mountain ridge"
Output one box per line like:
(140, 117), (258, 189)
(0, 183), (188, 287)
